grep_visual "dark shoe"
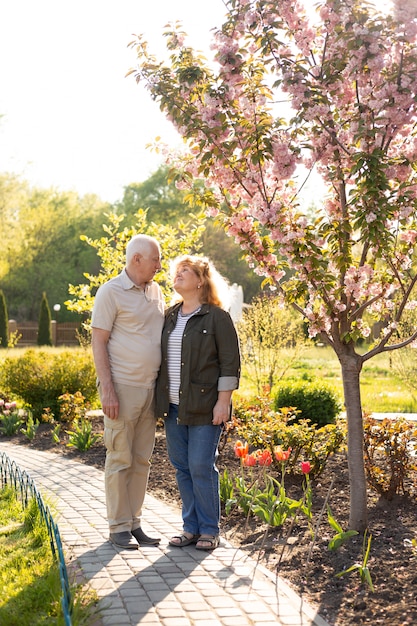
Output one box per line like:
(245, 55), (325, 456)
(195, 535), (220, 551)
(109, 531), (139, 550)
(131, 527), (161, 546)
(169, 533), (200, 547)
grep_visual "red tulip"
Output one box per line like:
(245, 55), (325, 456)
(301, 461), (311, 474)
(243, 453), (257, 467)
(257, 449), (273, 466)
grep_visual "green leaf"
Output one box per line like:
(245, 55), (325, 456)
(328, 530), (358, 551)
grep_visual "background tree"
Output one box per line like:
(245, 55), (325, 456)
(238, 295), (306, 394)
(0, 173), (25, 282)
(37, 292), (52, 346)
(0, 168), (262, 325)
(0, 289), (8, 348)
(129, 0), (417, 530)
(117, 166), (263, 300)
(0, 174), (106, 321)
(116, 166), (188, 224)
(202, 222), (263, 302)
(66, 209), (206, 325)
(391, 309), (417, 408)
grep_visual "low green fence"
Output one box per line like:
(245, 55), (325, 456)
(0, 452), (72, 626)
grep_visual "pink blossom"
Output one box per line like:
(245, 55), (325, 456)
(131, 0), (417, 350)
(365, 212), (377, 223)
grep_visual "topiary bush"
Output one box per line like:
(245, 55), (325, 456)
(0, 289), (8, 348)
(0, 348), (98, 418)
(274, 380), (342, 428)
(37, 292), (52, 346)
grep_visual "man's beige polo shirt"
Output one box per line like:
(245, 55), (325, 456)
(91, 269), (165, 388)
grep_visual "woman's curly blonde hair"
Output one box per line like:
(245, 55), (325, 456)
(170, 255), (231, 309)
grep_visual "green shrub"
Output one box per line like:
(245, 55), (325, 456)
(58, 391), (88, 423)
(274, 380), (342, 427)
(0, 348), (98, 418)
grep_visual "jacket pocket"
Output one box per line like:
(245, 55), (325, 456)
(186, 381), (217, 414)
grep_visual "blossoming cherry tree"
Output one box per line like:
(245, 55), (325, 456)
(129, 0), (417, 530)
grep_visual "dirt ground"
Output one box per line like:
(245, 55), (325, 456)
(2, 419), (417, 626)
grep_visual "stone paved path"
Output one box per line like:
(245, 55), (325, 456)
(0, 442), (331, 626)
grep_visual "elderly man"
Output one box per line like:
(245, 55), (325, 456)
(91, 234), (164, 549)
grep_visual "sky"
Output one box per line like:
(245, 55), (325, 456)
(0, 1), (393, 204)
(0, 0), (228, 202)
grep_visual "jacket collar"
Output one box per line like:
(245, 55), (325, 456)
(169, 302), (210, 317)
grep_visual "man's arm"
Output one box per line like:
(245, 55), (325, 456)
(91, 327), (119, 420)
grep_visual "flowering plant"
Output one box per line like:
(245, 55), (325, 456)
(0, 398), (23, 436)
(232, 440), (311, 528)
(232, 396), (346, 477)
(130, 0), (417, 531)
(0, 399), (17, 415)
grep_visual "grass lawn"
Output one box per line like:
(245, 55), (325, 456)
(298, 345), (416, 414)
(239, 344), (417, 414)
(0, 486), (99, 626)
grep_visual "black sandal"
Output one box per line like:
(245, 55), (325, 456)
(195, 535), (220, 551)
(169, 533), (200, 547)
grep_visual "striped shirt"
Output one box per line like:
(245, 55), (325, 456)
(168, 308), (200, 404)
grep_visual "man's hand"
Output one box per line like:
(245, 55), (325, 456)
(100, 383), (119, 420)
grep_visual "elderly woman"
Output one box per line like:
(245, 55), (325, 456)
(156, 255), (240, 551)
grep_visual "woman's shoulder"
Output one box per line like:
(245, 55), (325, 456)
(204, 304), (233, 322)
(209, 303), (230, 314)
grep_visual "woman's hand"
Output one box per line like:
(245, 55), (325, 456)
(212, 391), (233, 425)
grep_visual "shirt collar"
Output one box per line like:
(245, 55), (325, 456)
(120, 267), (152, 291)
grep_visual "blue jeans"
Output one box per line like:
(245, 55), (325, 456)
(165, 404), (222, 536)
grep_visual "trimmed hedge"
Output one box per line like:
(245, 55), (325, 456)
(274, 380), (342, 427)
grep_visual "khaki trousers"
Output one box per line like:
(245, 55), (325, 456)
(101, 383), (156, 533)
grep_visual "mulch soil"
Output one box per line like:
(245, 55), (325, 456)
(2, 418), (417, 626)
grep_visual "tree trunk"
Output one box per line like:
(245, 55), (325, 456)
(338, 349), (368, 531)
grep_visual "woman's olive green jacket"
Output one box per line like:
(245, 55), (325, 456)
(155, 303), (241, 425)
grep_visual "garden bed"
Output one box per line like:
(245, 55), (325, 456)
(2, 419), (417, 626)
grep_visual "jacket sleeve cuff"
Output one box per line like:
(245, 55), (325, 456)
(218, 376), (239, 391)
